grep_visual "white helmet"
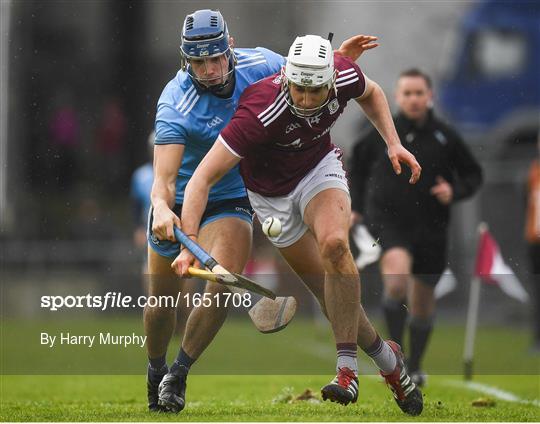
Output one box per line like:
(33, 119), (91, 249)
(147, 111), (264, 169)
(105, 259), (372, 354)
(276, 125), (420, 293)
(283, 35), (336, 116)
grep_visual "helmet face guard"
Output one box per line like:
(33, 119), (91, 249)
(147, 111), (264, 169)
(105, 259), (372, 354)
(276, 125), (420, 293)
(283, 35), (337, 118)
(282, 68), (337, 118)
(180, 10), (236, 92)
(181, 48), (235, 90)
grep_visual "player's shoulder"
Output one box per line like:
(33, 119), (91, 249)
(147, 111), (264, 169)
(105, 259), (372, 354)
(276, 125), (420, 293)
(334, 53), (363, 90)
(234, 47), (284, 82)
(157, 70), (197, 114)
(237, 74), (284, 119)
(156, 71), (205, 128)
(333, 53), (361, 73)
(235, 47), (283, 66)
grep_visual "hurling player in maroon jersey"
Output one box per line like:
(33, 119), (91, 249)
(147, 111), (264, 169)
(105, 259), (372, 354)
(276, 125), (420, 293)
(175, 35), (423, 415)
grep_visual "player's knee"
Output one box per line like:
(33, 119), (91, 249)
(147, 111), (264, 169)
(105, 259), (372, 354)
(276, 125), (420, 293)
(319, 234), (349, 267)
(143, 303), (176, 321)
(381, 249), (411, 275)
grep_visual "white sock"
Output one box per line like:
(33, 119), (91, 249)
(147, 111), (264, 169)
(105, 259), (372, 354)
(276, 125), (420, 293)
(336, 343), (358, 374)
(364, 336), (397, 374)
(337, 356), (358, 374)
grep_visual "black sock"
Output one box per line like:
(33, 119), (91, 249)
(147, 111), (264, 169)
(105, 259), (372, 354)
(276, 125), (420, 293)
(382, 296), (408, 349)
(170, 348), (195, 373)
(147, 355), (168, 384)
(408, 315), (434, 373)
(148, 354), (167, 373)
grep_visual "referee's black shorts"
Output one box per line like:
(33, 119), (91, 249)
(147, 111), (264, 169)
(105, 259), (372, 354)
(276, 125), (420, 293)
(367, 216), (448, 286)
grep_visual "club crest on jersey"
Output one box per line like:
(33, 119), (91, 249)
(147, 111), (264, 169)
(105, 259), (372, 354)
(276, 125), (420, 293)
(328, 99), (339, 115)
(285, 122), (301, 134)
(272, 75), (283, 84)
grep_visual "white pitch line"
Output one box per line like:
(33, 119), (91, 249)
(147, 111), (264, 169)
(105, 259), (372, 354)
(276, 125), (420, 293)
(445, 379), (540, 407)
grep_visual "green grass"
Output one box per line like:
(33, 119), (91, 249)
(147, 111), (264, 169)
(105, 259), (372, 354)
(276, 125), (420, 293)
(1, 375), (538, 421)
(1, 318), (539, 421)
(1, 317), (538, 375)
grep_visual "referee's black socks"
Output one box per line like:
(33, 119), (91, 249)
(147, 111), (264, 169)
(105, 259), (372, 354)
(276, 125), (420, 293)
(408, 315), (434, 373)
(382, 296), (408, 349)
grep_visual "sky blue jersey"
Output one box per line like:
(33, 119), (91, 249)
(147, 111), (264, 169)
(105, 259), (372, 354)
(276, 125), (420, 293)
(155, 47), (285, 204)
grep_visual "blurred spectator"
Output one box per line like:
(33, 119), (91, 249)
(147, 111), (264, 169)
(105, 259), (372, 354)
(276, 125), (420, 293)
(524, 139), (540, 353)
(97, 96), (127, 155)
(48, 90), (81, 190)
(349, 68), (483, 385)
(130, 131), (155, 258)
(96, 96), (128, 187)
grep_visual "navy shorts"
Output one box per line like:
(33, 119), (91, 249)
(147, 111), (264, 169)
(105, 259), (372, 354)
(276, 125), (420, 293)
(367, 217), (447, 286)
(147, 196), (253, 259)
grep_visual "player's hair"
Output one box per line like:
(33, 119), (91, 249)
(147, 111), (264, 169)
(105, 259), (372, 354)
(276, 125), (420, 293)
(399, 68), (432, 89)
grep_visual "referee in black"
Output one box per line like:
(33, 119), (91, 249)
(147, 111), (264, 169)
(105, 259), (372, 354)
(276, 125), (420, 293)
(349, 68), (483, 386)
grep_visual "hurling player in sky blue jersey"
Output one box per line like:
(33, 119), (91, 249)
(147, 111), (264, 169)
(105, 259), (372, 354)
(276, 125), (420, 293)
(143, 9), (378, 413)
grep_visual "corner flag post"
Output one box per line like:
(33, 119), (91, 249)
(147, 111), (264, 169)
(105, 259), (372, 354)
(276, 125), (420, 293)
(463, 222), (487, 380)
(463, 275), (481, 380)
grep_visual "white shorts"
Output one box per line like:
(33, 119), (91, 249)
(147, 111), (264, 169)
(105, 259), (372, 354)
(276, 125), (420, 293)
(248, 148), (350, 248)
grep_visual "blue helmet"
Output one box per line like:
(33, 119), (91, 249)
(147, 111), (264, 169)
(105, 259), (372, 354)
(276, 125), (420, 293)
(180, 9), (235, 91)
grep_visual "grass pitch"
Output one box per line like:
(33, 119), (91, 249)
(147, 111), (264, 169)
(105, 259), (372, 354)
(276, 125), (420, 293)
(1, 374), (538, 421)
(1, 318), (539, 421)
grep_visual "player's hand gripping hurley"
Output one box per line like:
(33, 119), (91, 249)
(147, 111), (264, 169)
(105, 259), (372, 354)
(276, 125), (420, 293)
(173, 226), (276, 299)
(172, 226), (296, 333)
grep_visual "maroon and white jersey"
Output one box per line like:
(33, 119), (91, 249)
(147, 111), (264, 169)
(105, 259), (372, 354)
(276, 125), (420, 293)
(220, 54), (366, 196)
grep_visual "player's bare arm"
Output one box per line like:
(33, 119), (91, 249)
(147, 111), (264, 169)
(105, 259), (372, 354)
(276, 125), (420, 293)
(336, 34), (379, 61)
(171, 140), (241, 276)
(355, 77), (421, 184)
(150, 144), (184, 241)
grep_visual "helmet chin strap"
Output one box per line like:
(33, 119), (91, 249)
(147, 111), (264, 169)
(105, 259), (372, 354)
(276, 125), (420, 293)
(209, 71), (236, 97)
